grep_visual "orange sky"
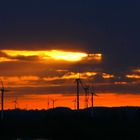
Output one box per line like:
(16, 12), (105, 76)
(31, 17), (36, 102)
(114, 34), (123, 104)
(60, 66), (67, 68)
(0, 49), (140, 110)
(3, 93), (140, 110)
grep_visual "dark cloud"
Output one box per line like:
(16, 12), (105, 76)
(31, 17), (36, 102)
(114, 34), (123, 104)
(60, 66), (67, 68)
(7, 82), (140, 97)
(95, 84), (140, 94)
(9, 86), (76, 96)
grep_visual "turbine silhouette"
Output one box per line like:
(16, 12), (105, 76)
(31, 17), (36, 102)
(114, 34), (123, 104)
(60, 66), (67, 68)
(90, 86), (98, 108)
(75, 70), (81, 110)
(13, 97), (18, 109)
(0, 79), (10, 120)
(75, 78), (80, 110)
(51, 99), (58, 109)
(79, 79), (90, 108)
(47, 97), (50, 109)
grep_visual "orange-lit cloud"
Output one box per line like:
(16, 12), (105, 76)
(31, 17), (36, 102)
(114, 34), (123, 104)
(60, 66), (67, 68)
(114, 82), (128, 85)
(43, 71), (97, 81)
(1, 50), (102, 62)
(87, 53), (102, 61)
(62, 72), (97, 79)
(133, 68), (140, 73)
(126, 74), (140, 79)
(0, 76), (40, 82)
(0, 76), (40, 87)
(102, 73), (114, 79)
(0, 57), (17, 62)
(0, 71), (116, 89)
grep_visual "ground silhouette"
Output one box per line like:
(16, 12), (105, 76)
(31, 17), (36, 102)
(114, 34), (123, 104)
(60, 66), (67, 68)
(0, 107), (140, 139)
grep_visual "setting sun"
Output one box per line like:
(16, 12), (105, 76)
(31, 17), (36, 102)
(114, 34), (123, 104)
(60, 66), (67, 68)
(1, 50), (102, 62)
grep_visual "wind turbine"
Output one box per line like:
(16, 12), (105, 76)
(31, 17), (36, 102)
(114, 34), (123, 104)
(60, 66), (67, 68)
(75, 78), (80, 110)
(0, 79), (10, 120)
(75, 70), (82, 110)
(78, 78), (98, 109)
(90, 87), (97, 108)
(90, 81), (98, 108)
(78, 79), (90, 108)
(75, 73), (90, 109)
(51, 99), (58, 109)
(47, 97), (50, 109)
(89, 81), (98, 117)
(13, 97), (18, 109)
(83, 85), (90, 108)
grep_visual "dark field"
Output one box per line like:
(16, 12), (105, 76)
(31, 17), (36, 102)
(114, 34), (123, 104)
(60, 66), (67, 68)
(0, 107), (140, 140)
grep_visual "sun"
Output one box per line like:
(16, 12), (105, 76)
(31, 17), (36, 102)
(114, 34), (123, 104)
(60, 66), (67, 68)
(1, 49), (102, 62)
(42, 50), (88, 61)
(1, 50), (88, 62)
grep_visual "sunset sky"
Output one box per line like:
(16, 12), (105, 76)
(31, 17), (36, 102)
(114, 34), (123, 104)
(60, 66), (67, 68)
(0, 0), (140, 109)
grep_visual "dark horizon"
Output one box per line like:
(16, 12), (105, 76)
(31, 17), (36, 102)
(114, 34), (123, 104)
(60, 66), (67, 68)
(0, 0), (140, 109)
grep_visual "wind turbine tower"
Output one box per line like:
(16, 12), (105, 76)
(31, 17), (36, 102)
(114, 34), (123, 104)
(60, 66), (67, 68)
(84, 86), (90, 108)
(0, 79), (9, 120)
(75, 78), (80, 110)
(13, 97), (18, 109)
(47, 97), (50, 109)
(78, 79), (90, 108)
(91, 90), (94, 108)
(51, 99), (57, 109)
(90, 82), (97, 108)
